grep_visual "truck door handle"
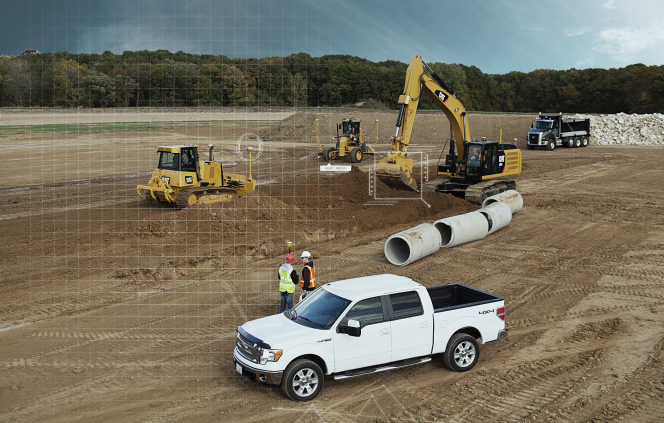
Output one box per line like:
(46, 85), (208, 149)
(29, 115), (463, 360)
(420, 322), (429, 328)
(380, 329), (390, 335)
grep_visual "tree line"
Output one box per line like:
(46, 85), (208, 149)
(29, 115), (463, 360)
(1, 50), (662, 113)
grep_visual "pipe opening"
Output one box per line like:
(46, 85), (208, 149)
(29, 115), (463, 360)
(384, 237), (411, 266)
(433, 221), (453, 246)
(479, 211), (494, 231)
(483, 198), (499, 207)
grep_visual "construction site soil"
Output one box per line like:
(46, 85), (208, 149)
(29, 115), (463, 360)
(1, 109), (663, 422)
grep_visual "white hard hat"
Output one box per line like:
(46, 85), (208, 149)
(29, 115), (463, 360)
(301, 251), (311, 258)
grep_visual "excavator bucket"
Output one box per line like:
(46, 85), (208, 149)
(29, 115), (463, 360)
(376, 162), (418, 191)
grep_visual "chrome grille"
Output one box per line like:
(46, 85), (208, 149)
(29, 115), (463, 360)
(236, 332), (256, 362)
(529, 134), (539, 143)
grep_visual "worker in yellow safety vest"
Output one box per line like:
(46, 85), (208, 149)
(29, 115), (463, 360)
(278, 254), (299, 313)
(300, 251), (316, 300)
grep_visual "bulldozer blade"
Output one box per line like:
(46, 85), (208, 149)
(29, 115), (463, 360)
(376, 163), (418, 191)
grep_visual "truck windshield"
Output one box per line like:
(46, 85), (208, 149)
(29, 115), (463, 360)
(535, 120), (553, 130)
(293, 289), (351, 330)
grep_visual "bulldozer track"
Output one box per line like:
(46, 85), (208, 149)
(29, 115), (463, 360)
(174, 186), (237, 209)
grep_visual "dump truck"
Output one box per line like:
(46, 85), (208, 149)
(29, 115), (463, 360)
(526, 113), (591, 150)
(137, 144), (256, 208)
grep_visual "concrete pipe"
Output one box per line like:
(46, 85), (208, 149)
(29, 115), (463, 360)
(479, 202), (512, 235)
(384, 223), (442, 266)
(433, 212), (489, 249)
(482, 190), (523, 214)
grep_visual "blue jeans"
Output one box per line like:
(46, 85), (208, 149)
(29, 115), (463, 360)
(280, 292), (294, 313)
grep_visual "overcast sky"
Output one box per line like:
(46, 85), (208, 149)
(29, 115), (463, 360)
(1, 0), (663, 74)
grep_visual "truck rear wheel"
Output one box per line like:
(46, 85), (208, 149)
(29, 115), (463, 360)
(564, 137), (573, 148)
(581, 136), (589, 147)
(443, 333), (480, 372)
(573, 137), (581, 148)
(281, 359), (324, 401)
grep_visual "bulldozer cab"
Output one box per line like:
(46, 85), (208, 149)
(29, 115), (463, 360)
(157, 146), (198, 173)
(465, 142), (501, 178)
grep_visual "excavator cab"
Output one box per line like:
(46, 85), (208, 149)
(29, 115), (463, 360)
(464, 142), (513, 178)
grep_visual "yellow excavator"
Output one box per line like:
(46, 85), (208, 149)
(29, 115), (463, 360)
(376, 56), (522, 204)
(137, 144), (256, 209)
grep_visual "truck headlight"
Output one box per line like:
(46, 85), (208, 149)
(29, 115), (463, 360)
(259, 348), (283, 364)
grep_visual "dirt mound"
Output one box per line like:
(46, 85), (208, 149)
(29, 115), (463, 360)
(129, 167), (477, 262)
(259, 111), (536, 153)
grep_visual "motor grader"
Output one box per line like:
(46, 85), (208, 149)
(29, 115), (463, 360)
(316, 117), (378, 163)
(137, 144), (256, 209)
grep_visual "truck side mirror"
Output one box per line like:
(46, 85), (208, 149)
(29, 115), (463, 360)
(531, 123), (533, 129)
(338, 124), (342, 130)
(339, 319), (361, 337)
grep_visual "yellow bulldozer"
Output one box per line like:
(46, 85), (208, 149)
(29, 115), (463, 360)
(316, 117), (378, 163)
(137, 144), (256, 209)
(376, 56), (522, 204)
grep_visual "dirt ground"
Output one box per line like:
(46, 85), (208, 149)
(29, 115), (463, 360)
(1, 109), (663, 422)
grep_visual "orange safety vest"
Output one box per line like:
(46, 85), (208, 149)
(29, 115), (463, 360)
(301, 264), (316, 289)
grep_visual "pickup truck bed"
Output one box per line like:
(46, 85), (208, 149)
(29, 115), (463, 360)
(428, 284), (501, 311)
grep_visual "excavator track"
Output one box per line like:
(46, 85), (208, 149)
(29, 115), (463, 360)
(420, 177), (453, 194)
(464, 180), (516, 205)
(174, 187), (238, 209)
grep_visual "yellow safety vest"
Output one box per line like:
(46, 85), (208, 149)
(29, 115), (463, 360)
(279, 266), (296, 293)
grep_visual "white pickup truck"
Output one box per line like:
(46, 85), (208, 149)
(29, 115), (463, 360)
(233, 274), (507, 401)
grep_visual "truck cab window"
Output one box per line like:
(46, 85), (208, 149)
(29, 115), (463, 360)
(158, 152), (180, 171)
(341, 297), (384, 328)
(389, 291), (423, 320)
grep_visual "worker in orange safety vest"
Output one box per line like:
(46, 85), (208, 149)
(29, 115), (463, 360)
(300, 251), (316, 300)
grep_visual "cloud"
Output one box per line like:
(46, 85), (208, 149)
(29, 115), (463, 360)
(603, 0), (617, 9)
(594, 21), (664, 63)
(564, 27), (590, 37)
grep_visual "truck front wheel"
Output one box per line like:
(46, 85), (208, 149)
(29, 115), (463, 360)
(282, 359), (324, 401)
(547, 140), (555, 151)
(443, 333), (480, 372)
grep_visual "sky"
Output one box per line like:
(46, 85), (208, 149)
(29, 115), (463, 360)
(1, 0), (663, 74)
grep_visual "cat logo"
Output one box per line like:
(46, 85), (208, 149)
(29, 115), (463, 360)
(185, 176), (193, 184)
(499, 156), (505, 163)
(435, 90), (448, 103)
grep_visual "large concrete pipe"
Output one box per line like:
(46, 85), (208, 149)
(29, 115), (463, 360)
(482, 190), (523, 214)
(384, 223), (442, 266)
(433, 212), (489, 248)
(479, 202), (512, 235)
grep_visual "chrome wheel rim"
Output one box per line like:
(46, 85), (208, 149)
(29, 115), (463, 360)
(292, 368), (319, 397)
(453, 341), (476, 368)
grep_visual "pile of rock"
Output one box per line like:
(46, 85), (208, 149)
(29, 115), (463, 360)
(573, 113), (664, 146)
